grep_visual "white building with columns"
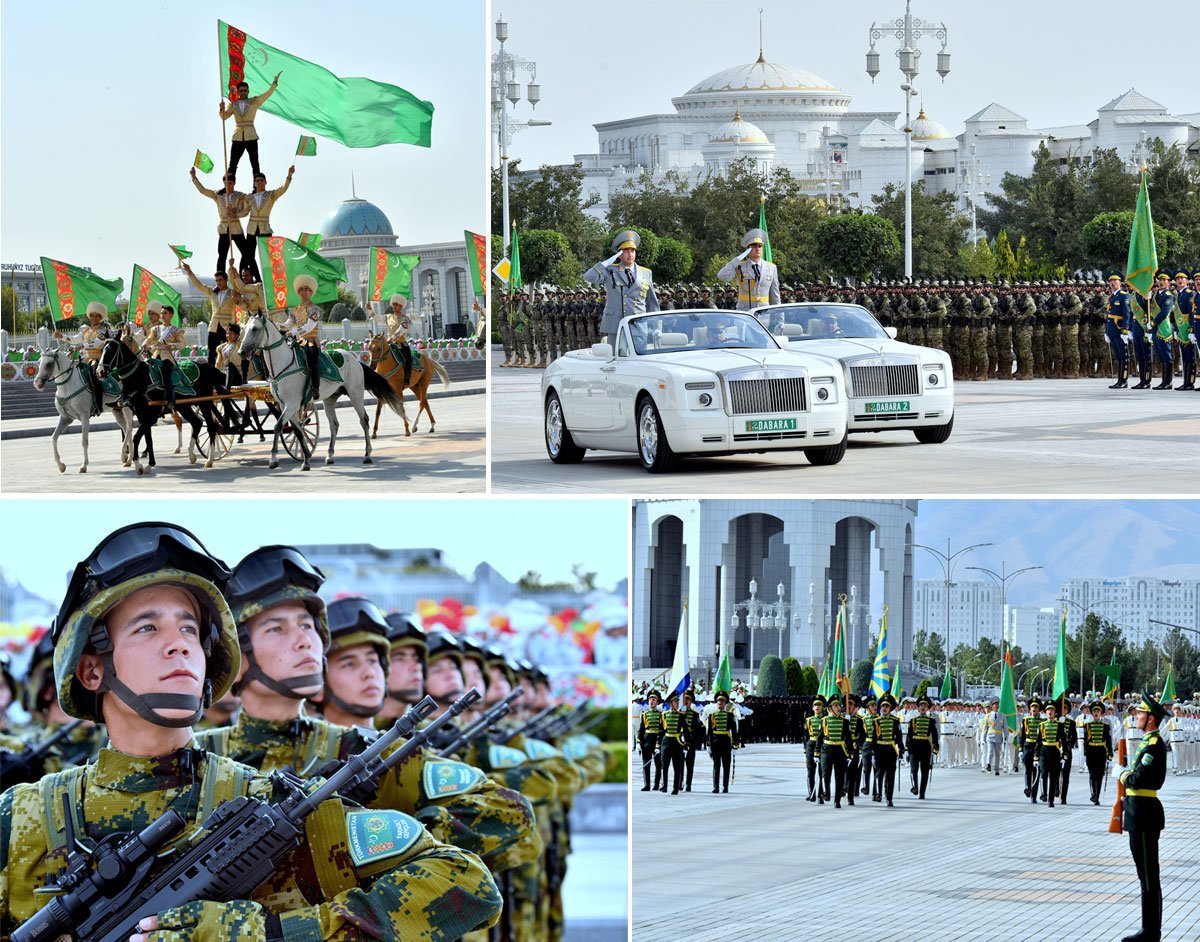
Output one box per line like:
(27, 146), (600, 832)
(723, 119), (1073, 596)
(632, 499), (918, 676)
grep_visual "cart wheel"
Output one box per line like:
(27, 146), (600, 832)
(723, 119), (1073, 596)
(281, 405), (320, 461)
(197, 402), (239, 461)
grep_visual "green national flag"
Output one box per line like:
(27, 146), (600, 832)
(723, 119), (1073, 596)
(465, 230), (487, 298)
(256, 235), (346, 308)
(168, 244), (194, 263)
(1161, 668), (1176, 704)
(1051, 609), (1069, 700)
(869, 607), (891, 698)
(1097, 648), (1121, 700)
(817, 660), (833, 699)
(130, 265), (182, 327)
(367, 247), (421, 303)
(832, 602), (850, 697)
(510, 225), (523, 291)
(218, 21), (433, 148)
(890, 664), (903, 698)
(40, 257), (123, 326)
(999, 649), (1018, 733)
(1126, 169), (1158, 299)
(297, 232), (323, 252)
(194, 149), (214, 173)
(714, 648), (732, 695)
(296, 135), (317, 156)
(939, 667), (953, 699)
(758, 194), (773, 263)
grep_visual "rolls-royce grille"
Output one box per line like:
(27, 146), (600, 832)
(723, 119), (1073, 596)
(849, 363), (920, 398)
(727, 378), (807, 415)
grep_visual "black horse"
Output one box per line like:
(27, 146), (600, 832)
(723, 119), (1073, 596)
(95, 339), (228, 474)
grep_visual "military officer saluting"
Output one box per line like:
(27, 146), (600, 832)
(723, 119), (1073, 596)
(637, 689), (665, 792)
(583, 229), (660, 345)
(718, 228), (780, 313)
(1119, 692), (1171, 942)
(220, 73), (281, 178)
(1106, 271), (1132, 388)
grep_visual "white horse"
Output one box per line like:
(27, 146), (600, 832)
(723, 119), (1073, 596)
(239, 313), (405, 470)
(33, 347), (134, 473)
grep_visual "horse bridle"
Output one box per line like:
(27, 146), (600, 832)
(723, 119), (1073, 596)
(250, 316), (304, 384)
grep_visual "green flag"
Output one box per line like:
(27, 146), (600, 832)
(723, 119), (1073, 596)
(890, 663), (903, 698)
(1097, 647), (1121, 700)
(256, 235), (346, 308)
(194, 149), (214, 173)
(1051, 609), (1069, 700)
(40, 257), (123, 326)
(296, 134), (317, 156)
(218, 21), (433, 148)
(1161, 668), (1176, 704)
(869, 607), (891, 698)
(129, 265), (182, 327)
(1126, 169), (1158, 299)
(939, 666), (953, 699)
(817, 659), (833, 699)
(168, 244), (194, 263)
(297, 232), (323, 252)
(714, 648), (732, 695)
(510, 225), (523, 291)
(367, 247), (421, 303)
(758, 194), (773, 263)
(465, 230), (487, 298)
(832, 602), (849, 697)
(998, 649), (1017, 733)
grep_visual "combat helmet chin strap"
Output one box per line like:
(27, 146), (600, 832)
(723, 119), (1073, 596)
(235, 631), (324, 699)
(89, 622), (211, 728)
(323, 687), (384, 718)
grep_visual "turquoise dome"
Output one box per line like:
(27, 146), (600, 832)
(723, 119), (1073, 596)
(320, 199), (394, 237)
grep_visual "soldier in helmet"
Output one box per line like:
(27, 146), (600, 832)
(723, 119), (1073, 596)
(374, 611), (426, 724)
(583, 229), (661, 345)
(314, 595), (391, 733)
(717, 229), (780, 312)
(0, 522), (503, 938)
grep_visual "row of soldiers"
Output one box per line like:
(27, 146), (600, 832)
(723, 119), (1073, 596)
(635, 689), (741, 795)
(0, 524), (606, 941)
(496, 273), (1200, 386)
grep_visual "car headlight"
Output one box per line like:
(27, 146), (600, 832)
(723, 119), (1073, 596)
(925, 363), (945, 387)
(684, 381), (719, 410)
(811, 376), (838, 404)
(699, 393), (713, 406)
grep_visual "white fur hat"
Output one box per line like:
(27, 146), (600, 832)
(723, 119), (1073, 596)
(390, 293), (408, 307)
(86, 301), (108, 317)
(293, 274), (318, 294)
(147, 300), (164, 314)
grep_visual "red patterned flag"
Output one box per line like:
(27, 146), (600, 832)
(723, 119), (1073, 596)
(129, 265), (181, 326)
(464, 230), (487, 298)
(39, 257), (123, 326)
(255, 235), (346, 308)
(367, 246), (420, 302)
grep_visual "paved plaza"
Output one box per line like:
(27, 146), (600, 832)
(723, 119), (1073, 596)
(632, 744), (1200, 942)
(490, 351), (1200, 494)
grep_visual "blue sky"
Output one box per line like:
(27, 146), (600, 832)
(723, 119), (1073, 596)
(0, 498), (628, 604)
(2, 1), (486, 284)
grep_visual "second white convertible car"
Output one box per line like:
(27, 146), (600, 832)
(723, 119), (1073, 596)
(541, 310), (849, 472)
(752, 302), (955, 443)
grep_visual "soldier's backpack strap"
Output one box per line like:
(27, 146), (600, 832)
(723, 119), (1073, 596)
(200, 754), (256, 821)
(39, 765), (88, 854)
(298, 719), (341, 777)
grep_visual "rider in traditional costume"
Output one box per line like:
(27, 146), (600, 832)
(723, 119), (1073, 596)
(53, 301), (111, 415)
(387, 293), (414, 388)
(280, 275), (322, 398)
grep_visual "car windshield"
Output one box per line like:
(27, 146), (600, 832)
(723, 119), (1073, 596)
(758, 304), (888, 341)
(627, 311), (778, 356)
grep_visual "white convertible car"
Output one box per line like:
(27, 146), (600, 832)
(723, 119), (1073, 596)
(752, 302), (955, 443)
(541, 310), (849, 472)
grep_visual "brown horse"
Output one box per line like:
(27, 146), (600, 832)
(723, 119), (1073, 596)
(365, 337), (451, 437)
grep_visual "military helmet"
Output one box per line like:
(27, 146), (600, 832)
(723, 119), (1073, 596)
(53, 522), (238, 725)
(460, 636), (489, 677)
(425, 628), (464, 667)
(611, 229), (640, 252)
(741, 228), (767, 248)
(384, 612), (427, 659)
(325, 595), (391, 677)
(484, 643), (515, 684)
(21, 632), (57, 715)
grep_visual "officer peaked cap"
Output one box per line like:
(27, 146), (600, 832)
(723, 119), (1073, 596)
(742, 229), (767, 248)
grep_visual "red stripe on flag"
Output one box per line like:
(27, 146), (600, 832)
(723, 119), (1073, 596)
(371, 248), (387, 302)
(52, 261), (75, 320)
(226, 25), (247, 100)
(267, 237), (288, 308)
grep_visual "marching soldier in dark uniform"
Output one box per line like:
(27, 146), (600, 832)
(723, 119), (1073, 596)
(804, 695), (826, 802)
(859, 696), (878, 795)
(843, 694), (864, 805)
(873, 693), (904, 806)
(661, 691), (686, 794)
(637, 689), (665, 792)
(1084, 699), (1114, 805)
(1059, 697), (1078, 804)
(1037, 700), (1069, 807)
(1119, 692), (1170, 942)
(1150, 271), (1176, 389)
(1174, 268), (1196, 390)
(679, 689), (705, 792)
(905, 694), (939, 799)
(708, 690), (739, 793)
(820, 695), (852, 808)
(1019, 696), (1046, 800)
(1130, 287), (1153, 389)
(1107, 272), (1133, 388)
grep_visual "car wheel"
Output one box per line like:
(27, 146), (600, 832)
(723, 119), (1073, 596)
(544, 391), (585, 463)
(914, 414), (954, 444)
(637, 397), (680, 473)
(806, 432), (847, 466)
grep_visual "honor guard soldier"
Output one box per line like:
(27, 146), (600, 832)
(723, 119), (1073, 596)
(190, 167), (249, 275)
(637, 689), (665, 791)
(708, 690), (738, 793)
(872, 694), (904, 806)
(319, 596), (391, 732)
(661, 691), (686, 794)
(54, 301), (111, 415)
(1105, 270), (1132, 387)
(242, 165), (295, 281)
(859, 696), (878, 794)
(820, 695), (852, 807)
(1019, 697), (1046, 800)
(182, 261), (240, 364)
(280, 275), (322, 398)
(1084, 699), (1114, 804)
(983, 697), (1009, 774)
(1150, 271), (1176, 389)
(1059, 697), (1079, 804)
(1036, 700), (1068, 807)
(679, 689), (705, 792)
(220, 73), (281, 178)
(583, 229), (660, 345)
(1129, 287), (1153, 389)
(1174, 268), (1196, 389)
(905, 694), (939, 799)
(804, 695), (826, 801)
(717, 228), (781, 312)
(386, 294), (415, 388)
(0, 523), (503, 939)
(1119, 692), (1170, 942)
(843, 694), (864, 803)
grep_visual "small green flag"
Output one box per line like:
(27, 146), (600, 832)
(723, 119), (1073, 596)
(194, 150), (214, 173)
(758, 194), (773, 264)
(219, 21), (433, 148)
(168, 244), (194, 263)
(1126, 169), (1158, 300)
(1051, 609), (1069, 700)
(939, 667), (953, 699)
(510, 225), (523, 291)
(999, 649), (1017, 733)
(1161, 668), (1176, 704)
(40, 257), (123, 326)
(367, 247), (421, 302)
(1098, 648), (1121, 700)
(714, 648), (732, 696)
(296, 135), (317, 156)
(130, 265), (182, 327)
(890, 664), (903, 698)
(256, 235), (347, 308)
(297, 232), (323, 252)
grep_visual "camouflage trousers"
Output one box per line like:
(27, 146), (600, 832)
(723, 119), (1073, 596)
(1031, 325), (1045, 378)
(949, 326), (968, 377)
(971, 327), (989, 381)
(1047, 325), (1064, 377)
(985, 323), (998, 380)
(1015, 326), (1034, 379)
(1062, 324), (1081, 378)
(995, 324), (1014, 378)
(927, 326), (945, 358)
(500, 317), (515, 366)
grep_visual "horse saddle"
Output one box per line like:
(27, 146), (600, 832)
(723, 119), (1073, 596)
(78, 362), (122, 412)
(388, 342), (422, 370)
(315, 350), (342, 383)
(146, 359), (197, 398)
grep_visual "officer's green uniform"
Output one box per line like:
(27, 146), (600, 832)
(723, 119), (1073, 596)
(819, 708), (851, 807)
(1120, 693), (1170, 942)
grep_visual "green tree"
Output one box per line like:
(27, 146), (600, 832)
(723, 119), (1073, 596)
(799, 664), (820, 695)
(850, 658), (873, 697)
(492, 160), (606, 268)
(914, 678), (933, 699)
(606, 226), (660, 268)
(913, 629), (947, 667)
(1146, 141), (1200, 259)
(814, 213), (901, 281)
(870, 181), (969, 278)
(654, 237), (694, 282)
(994, 230), (1018, 280)
(519, 229), (580, 285)
(755, 654), (786, 697)
(782, 657), (803, 696)
(1081, 212), (1186, 271)
(608, 169), (694, 244)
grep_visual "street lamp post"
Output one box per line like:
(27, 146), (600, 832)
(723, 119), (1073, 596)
(1059, 596), (1122, 699)
(732, 579), (796, 688)
(966, 562), (1043, 652)
(916, 538), (992, 680)
(959, 143), (991, 246)
(866, 0), (951, 280)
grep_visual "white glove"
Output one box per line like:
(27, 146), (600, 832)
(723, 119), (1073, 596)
(737, 248), (751, 261)
(1190, 333), (1197, 344)
(604, 252), (620, 266)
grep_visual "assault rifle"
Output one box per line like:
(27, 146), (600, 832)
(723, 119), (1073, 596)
(13, 690), (481, 942)
(437, 686), (524, 758)
(494, 703), (559, 745)
(0, 720), (83, 791)
(534, 702), (591, 741)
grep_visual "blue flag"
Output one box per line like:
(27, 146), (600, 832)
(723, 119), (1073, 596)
(667, 603), (691, 699)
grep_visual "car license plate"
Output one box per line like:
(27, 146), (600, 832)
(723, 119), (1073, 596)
(865, 400), (910, 414)
(745, 418), (797, 432)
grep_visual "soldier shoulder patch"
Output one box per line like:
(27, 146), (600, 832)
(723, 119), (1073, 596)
(522, 737), (563, 761)
(1141, 753), (1154, 766)
(487, 744), (527, 770)
(421, 759), (486, 798)
(345, 810), (422, 867)
(563, 737), (590, 760)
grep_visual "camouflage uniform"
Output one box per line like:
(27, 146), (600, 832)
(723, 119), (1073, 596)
(994, 292), (1015, 379)
(971, 293), (990, 381)
(1063, 288), (1083, 378)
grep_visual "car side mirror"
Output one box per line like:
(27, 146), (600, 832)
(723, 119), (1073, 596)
(591, 342), (614, 360)
(885, 326), (898, 339)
